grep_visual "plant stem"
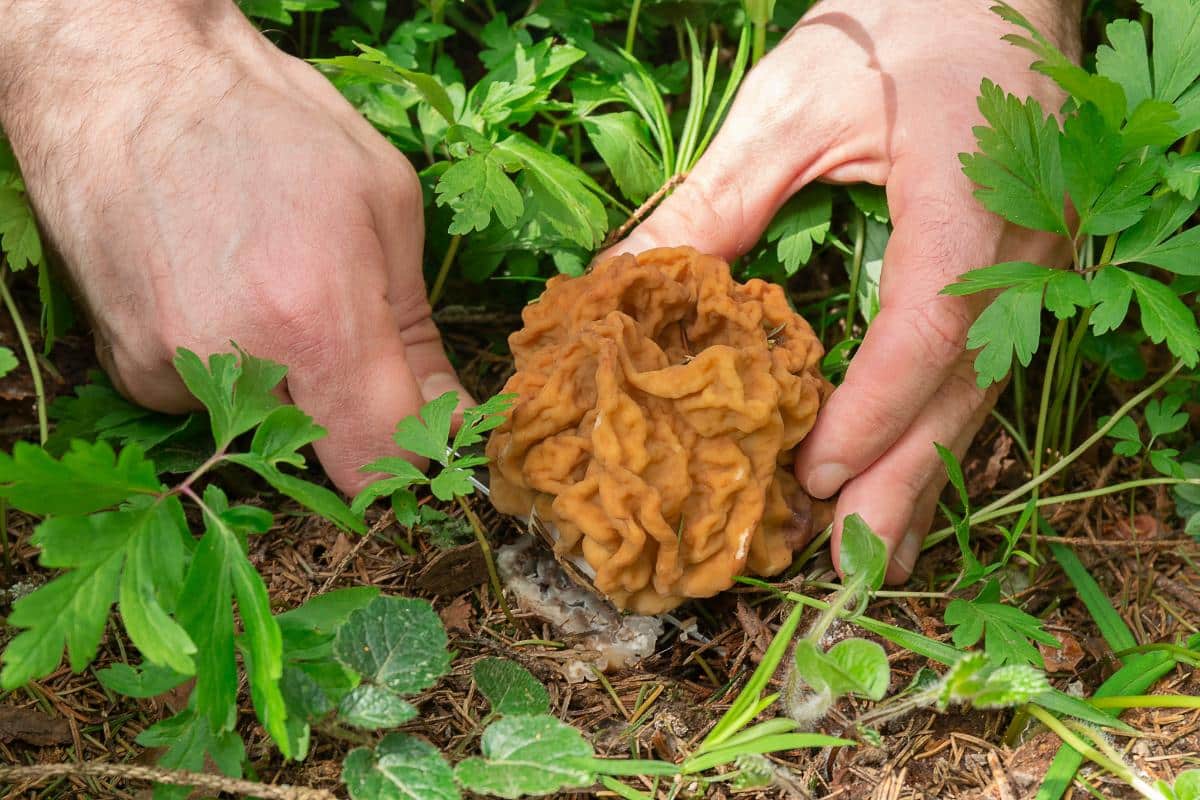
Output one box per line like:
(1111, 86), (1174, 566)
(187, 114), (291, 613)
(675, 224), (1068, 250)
(456, 495), (515, 628)
(625, 0), (642, 53)
(926, 476), (1200, 548)
(751, 17), (767, 64)
(1026, 706), (1164, 800)
(1030, 318), (1067, 562)
(428, 234), (462, 308)
(976, 362), (1181, 520)
(0, 275), (47, 444)
(843, 211), (866, 336)
(1092, 694), (1200, 710)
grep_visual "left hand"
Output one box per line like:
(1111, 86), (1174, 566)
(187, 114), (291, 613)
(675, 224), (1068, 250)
(609, 0), (1077, 582)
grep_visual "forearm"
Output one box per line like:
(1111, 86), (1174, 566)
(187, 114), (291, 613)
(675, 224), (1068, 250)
(0, 2), (246, 148)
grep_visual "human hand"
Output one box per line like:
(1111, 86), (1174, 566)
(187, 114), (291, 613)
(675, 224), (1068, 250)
(0, 0), (469, 494)
(611, 0), (1077, 581)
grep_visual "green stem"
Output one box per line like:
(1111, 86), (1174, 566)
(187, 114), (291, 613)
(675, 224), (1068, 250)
(751, 18), (767, 64)
(979, 362), (1182, 518)
(0, 276), (47, 444)
(1092, 694), (1200, 710)
(1029, 318), (1067, 562)
(843, 211), (866, 336)
(428, 235), (462, 308)
(1013, 364), (1028, 445)
(625, 0), (642, 53)
(926, 476), (1199, 548)
(1026, 706), (1163, 800)
(1180, 130), (1199, 157)
(456, 495), (515, 628)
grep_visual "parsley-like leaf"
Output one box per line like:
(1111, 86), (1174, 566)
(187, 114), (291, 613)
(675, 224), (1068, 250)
(944, 580), (1059, 667)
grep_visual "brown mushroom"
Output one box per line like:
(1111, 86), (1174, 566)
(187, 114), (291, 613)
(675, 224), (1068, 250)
(487, 247), (832, 614)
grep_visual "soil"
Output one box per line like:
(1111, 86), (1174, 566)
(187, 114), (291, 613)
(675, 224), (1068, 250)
(1, 282), (1198, 800)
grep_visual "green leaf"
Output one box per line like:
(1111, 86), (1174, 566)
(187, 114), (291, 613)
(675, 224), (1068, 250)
(0, 185), (42, 271)
(454, 715), (595, 798)
(473, 658), (551, 716)
(944, 580), (1059, 667)
(278, 587), (380, 661)
(0, 346), (17, 379)
(138, 708), (245, 800)
(965, 283), (1044, 387)
(1087, 268), (1200, 365)
(582, 112), (662, 204)
(177, 486), (289, 756)
(960, 80), (1067, 234)
(315, 44), (456, 124)
(1059, 103), (1158, 234)
(1111, 193), (1200, 267)
(393, 392), (457, 463)
(173, 346), (286, 449)
(333, 596), (451, 696)
(993, 3), (1127, 128)
(839, 514), (887, 591)
(452, 393), (515, 451)
(766, 185), (833, 275)
(343, 733), (460, 800)
(0, 498), (191, 688)
(1145, 0), (1200, 106)
(0, 439), (161, 515)
(436, 143), (525, 235)
(793, 638), (889, 702)
(936, 652), (1050, 710)
(97, 662), (189, 698)
(1097, 18), (1153, 116)
(1105, 414), (1143, 456)
(1164, 152), (1200, 199)
(429, 465), (475, 500)
(494, 133), (608, 250)
(338, 685), (418, 729)
(1146, 394), (1189, 438)
(352, 458), (427, 516)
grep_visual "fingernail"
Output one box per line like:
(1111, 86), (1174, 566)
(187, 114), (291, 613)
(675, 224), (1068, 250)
(891, 529), (923, 579)
(805, 463), (853, 499)
(421, 373), (467, 404)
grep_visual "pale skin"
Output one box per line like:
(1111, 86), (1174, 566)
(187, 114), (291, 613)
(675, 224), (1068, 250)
(1, 0), (1078, 580)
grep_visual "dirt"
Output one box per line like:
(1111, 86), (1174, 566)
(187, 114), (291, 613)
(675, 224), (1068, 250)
(1, 284), (1198, 800)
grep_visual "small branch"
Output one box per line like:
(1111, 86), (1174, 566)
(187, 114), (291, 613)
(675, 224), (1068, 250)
(602, 173), (688, 249)
(0, 274), (47, 444)
(456, 495), (515, 627)
(0, 762), (336, 800)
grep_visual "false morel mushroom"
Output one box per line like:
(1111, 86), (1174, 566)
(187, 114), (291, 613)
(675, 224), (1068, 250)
(487, 247), (832, 614)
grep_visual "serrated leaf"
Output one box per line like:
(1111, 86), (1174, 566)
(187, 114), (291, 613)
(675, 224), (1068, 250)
(944, 580), (1058, 667)
(839, 514), (887, 591)
(937, 652), (1049, 710)
(0, 495), (195, 689)
(137, 708), (245, 800)
(494, 133), (608, 250)
(474, 658), (551, 716)
(0, 439), (161, 515)
(393, 392), (457, 463)
(453, 393), (515, 451)
(965, 283), (1044, 387)
(1060, 102), (1159, 234)
(454, 715), (595, 799)
(173, 347), (286, 449)
(278, 587), (380, 661)
(334, 596), (451, 696)
(1097, 18), (1153, 116)
(227, 453), (364, 533)
(430, 465), (474, 500)
(436, 145), (525, 235)
(315, 45), (455, 124)
(1146, 395), (1189, 438)
(766, 185), (833, 274)
(338, 684), (418, 729)
(343, 733), (460, 800)
(960, 80), (1067, 234)
(0, 186), (42, 271)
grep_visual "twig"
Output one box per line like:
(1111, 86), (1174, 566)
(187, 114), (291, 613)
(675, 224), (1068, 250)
(316, 508), (394, 596)
(602, 173), (688, 248)
(0, 762), (336, 800)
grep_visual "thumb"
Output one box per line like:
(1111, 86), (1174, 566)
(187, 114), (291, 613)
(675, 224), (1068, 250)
(608, 63), (874, 261)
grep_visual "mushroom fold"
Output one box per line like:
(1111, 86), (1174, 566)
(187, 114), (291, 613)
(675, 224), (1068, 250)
(487, 247), (831, 614)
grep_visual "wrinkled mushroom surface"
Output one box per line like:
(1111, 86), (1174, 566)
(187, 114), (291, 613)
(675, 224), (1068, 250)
(487, 247), (831, 614)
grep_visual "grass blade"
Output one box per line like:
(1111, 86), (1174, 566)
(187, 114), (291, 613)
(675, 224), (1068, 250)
(683, 733), (853, 773)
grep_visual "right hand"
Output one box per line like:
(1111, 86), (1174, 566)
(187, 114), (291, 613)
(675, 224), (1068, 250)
(1, 0), (470, 493)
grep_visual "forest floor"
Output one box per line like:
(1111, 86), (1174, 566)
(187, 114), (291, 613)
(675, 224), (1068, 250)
(1, 287), (1198, 800)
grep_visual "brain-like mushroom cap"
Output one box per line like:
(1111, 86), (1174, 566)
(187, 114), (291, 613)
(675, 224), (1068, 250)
(487, 247), (831, 614)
